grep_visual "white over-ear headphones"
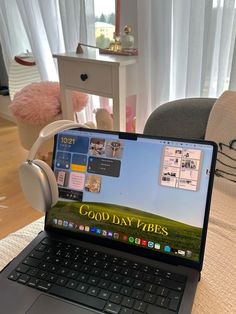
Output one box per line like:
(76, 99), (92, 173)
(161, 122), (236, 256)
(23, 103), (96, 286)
(19, 120), (88, 212)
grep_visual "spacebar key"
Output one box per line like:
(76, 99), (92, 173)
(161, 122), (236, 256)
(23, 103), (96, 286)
(50, 284), (106, 311)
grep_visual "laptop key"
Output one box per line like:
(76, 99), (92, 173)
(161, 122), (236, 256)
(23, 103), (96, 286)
(90, 267), (100, 276)
(121, 268), (132, 276)
(88, 275), (99, 286)
(132, 270), (143, 280)
(110, 265), (121, 273)
(50, 284), (106, 310)
(98, 289), (111, 300)
(99, 253), (110, 261)
(37, 270), (48, 279)
(37, 280), (52, 292)
(35, 244), (46, 252)
(49, 265), (57, 273)
(18, 274), (30, 284)
(8, 271), (21, 281)
(109, 293), (122, 304)
(87, 286), (100, 297)
(67, 270), (78, 279)
(65, 279), (78, 290)
(169, 290), (182, 300)
(56, 276), (68, 286)
(169, 298), (180, 312)
(46, 273), (58, 283)
(156, 286), (169, 297)
(111, 274), (122, 282)
(145, 283), (157, 293)
(122, 277), (133, 286)
(144, 292), (156, 304)
(27, 277), (40, 287)
(76, 282), (89, 293)
(140, 265), (153, 273)
(110, 256), (120, 264)
(98, 279), (110, 289)
(57, 267), (68, 276)
(165, 280), (185, 292)
(101, 270), (112, 279)
(39, 262), (49, 270)
(104, 302), (121, 314)
(132, 289), (144, 300)
(30, 250), (44, 259)
(130, 262), (140, 270)
(155, 277), (166, 286)
(109, 283), (121, 292)
(16, 264), (30, 274)
(80, 264), (91, 273)
(41, 237), (52, 245)
(143, 273), (153, 282)
(23, 257), (40, 267)
(133, 300), (147, 312)
(121, 296), (134, 308)
(120, 286), (132, 296)
(27, 267), (39, 277)
(164, 272), (173, 280)
(77, 273), (88, 282)
(156, 296), (169, 308)
(133, 280), (143, 289)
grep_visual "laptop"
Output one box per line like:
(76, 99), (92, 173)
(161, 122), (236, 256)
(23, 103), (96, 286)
(0, 128), (217, 314)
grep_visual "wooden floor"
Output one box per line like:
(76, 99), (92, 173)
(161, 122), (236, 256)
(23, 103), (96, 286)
(0, 117), (43, 239)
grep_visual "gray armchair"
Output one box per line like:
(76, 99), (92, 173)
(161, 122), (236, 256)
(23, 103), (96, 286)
(143, 98), (216, 139)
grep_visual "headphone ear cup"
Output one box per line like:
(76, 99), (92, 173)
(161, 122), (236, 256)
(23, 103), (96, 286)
(33, 159), (58, 207)
(19, 160), (58, 212)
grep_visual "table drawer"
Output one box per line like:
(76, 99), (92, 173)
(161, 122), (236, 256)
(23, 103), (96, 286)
(62, 60), (113, 95)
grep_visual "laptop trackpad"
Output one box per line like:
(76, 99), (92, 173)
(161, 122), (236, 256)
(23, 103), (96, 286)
(26, 295), (95, 314)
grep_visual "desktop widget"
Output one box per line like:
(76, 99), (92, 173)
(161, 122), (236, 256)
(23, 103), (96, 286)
(54, 135), (124, 198)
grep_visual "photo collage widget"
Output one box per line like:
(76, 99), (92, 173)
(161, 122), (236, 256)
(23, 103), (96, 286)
(54, 135), (124, 201)
(160, 146), (202, 191)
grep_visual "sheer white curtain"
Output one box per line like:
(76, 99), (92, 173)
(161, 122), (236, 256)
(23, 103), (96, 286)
(136, 0), (236, 132)
(0, 0), (95, 80)
(0, 0), (95, 121)
(0, 0), (31, 74)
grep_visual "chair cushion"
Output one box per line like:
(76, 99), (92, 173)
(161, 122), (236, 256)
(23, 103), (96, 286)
(144, 98), (216, 139)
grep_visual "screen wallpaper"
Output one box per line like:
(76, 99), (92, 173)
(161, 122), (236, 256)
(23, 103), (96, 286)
(46, 130), (214, 262)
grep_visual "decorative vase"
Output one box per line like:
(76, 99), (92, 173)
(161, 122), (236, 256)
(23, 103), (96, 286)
(122, 25), (134, 51)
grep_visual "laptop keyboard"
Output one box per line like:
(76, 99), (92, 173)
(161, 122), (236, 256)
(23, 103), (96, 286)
(8, 237), (186, 313)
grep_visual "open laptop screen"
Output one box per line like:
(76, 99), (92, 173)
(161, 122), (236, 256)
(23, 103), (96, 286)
(46, 129), (216, 266)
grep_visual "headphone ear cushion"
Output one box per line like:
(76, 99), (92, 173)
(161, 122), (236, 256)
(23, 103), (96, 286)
(19, 160), (58, 212)
(33, 159), (58, 206)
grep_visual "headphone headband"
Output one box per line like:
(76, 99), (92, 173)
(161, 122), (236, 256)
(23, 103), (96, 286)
(27, 120), (88, 161)
(20, 120), (89, 211)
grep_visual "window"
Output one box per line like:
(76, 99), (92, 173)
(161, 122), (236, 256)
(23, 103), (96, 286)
(94, 0), (115, 49)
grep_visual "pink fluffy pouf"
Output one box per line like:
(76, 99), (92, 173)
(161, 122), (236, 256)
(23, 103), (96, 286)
(10, 82), (88, 125)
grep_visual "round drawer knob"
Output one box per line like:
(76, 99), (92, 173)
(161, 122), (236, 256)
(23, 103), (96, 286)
(80, 74), (88, 81)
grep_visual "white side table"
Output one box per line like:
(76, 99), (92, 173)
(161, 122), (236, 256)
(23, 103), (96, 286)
(53, 51), (137, 131)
